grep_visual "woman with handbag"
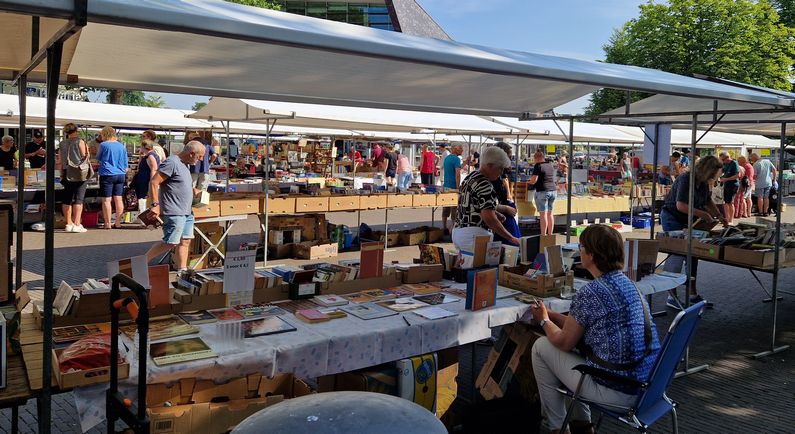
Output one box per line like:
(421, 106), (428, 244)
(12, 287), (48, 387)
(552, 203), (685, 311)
(59, 123), (92, 233)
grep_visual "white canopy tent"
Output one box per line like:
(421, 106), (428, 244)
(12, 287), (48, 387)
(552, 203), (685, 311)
(602, 94), (795, 136)
(1, 0), (793, 117)
(189, 97), (523, 134)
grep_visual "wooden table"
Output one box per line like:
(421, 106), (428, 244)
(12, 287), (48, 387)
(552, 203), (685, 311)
(0, 354), (35, 433)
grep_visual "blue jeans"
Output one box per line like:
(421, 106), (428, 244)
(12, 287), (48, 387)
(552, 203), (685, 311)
(660, 209), (698, 279)
(534, 191), (557, 212)
(398, 171), (413, 190)
(161, 214), (195, 245)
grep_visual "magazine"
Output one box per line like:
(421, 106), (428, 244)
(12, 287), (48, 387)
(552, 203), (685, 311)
(150, 337), (216, 366)
(242, 316), (297, 338)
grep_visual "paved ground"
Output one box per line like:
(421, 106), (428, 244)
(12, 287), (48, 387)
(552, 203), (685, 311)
(2, 205), (794, 433)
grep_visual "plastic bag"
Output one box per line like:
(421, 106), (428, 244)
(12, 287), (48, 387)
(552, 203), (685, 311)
(59, 333), (122, 373)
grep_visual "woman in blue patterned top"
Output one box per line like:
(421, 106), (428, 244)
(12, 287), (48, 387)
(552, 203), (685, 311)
(530, 224), (661, 434)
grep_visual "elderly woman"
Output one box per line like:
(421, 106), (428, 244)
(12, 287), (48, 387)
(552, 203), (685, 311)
(0, 135), (17, 170)
(452, 146), (519, 252)
(531, 224), (661, 434)
(661, 155), (724, 310)
(134, 139), (161, 203)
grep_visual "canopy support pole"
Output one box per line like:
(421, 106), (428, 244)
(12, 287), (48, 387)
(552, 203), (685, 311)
(566, 118), (573, 242)
(261, 119), (276, 266)
(676, 115), (709, 378)
(14, 74), (27, 293)
(40, 38), (64, 434)
(223, 121), (231, 191)
(753, 122), (790, 359)
(649, 125), (660, 237)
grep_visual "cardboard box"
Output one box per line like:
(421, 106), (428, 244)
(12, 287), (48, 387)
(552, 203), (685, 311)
(723, 245), (785, 269)
(329, 196), (360, 212)
(252, 284), (290, 304)
(148, 373), (312, 434)
(192, 201), (221, 219)
(369, 231), (400, 247)
(363, 194), (388, 210)
(476, 323), (538, 400)
(399, 229), (427, 246)
(53, 349), (129, 389)
(173, 290), (227, 313)
(387, 194), (414, 208)
(319, 273), (402, 295)
(295, 197), (329, 213)
(424, 227), (444, 243)
(413, 194), (437, 208)
(220, 196), (260, 216)
(436, 192), (458, 207)
(498, 264), (573, 298)
(267, 243), (294, 260)
(32, 292), (174, 328)
(268, 229), (301, 245)
(656, 235), (722, 260)
(401, 264), (444, 284)
(263, 197), (296, 215)
(294, 241), (338, 260)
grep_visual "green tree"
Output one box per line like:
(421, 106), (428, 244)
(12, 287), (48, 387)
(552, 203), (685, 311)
(770, 0), (795, 26)
(587, 0), (795, 116)
(143, 95), (167, 108)
(224, 0), (281, 10)
(192, 102), (207, 111)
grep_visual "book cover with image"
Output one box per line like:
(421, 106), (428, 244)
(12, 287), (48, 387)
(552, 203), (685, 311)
(377, 297), (429, 312)
(177, 310), (217, 325)
(341, 303), (398, 320)
(466, 268), (497, 311)
(150, 337), (216, 366)
(208, 308), (245, 322)
(121, 316), (198, 341)
(242, 316), (297, 338)
(412, 293), (461, 305)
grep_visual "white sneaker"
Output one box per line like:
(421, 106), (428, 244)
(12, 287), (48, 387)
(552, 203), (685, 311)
(73, 225), (88, 233)
(65, 224), (75, 233)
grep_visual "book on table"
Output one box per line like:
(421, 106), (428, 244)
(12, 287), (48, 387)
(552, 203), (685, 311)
(412, 293), (461, 305)
(295, 309), (331, 323)
(233, 304), (288, 319)
(208, 308), (245, 322)
(312, 294), (349, 307)
(177, 310), (217, 325)
(150, 337), (216, 366)
(466, 268), (497, 311)
(121, 316), (198, 341)
(412, 306), (458, 320)
(377, 297), (429, 312)
(242, 316), (297, 337)
(341, 303), (398, 320)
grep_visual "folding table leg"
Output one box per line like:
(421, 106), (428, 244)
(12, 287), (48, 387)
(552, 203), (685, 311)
(11, 405), (18, 434)
(750, 270), (784, 302)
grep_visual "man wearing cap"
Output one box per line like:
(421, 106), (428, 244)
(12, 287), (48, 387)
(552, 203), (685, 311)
(24, 130), (46, 169)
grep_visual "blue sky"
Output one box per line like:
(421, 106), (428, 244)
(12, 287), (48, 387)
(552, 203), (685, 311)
(134, 0), (645, 113)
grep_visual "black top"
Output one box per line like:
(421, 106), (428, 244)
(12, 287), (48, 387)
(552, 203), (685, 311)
(25, 141), (45, 168)
(491, 176), (508, 204)
(472, 152), (480, 169)
(723, 160), (739, 188)
(384, 151), (397, 172)
(662, 174), (710, 225)
(531, 162), (556, 192)
(0, 145), (16, 170)
(455, 171), (497, 230)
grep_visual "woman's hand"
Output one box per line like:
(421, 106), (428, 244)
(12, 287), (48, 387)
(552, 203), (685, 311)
(496, 212), (506, 223)
(530, 300), (549, 323)
(499, 205), (517, 218)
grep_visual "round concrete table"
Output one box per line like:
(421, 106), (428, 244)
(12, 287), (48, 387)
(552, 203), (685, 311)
(232, 391), (447, 434)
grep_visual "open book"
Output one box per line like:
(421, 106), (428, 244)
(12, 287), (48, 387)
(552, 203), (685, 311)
(53, 281), (80, 316)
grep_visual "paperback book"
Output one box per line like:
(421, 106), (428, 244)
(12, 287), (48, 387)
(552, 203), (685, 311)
(312, 294), (349, 307)
(341, 303), (398, 320)
(208, 308), (245, 322)
(177, 310), (217, 325)
(234, 304), (288, 319)
(412, 306), (458, 320)
(377, 297), (429, 312)
(412, 293), (461, 305)
(52, 324), (107, 344)
(121, 316), (198, 341)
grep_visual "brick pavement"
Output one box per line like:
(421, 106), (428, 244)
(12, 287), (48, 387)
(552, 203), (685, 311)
(2, 207), (794, 433)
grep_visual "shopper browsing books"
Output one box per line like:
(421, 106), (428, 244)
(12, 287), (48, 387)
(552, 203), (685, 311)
(442, 144), (463, 235)
(134, 139), (161, 202)
(96, 126), (128, 230)
(396, 149), (412, 191)
(452, 146), (519, 252)
(528, 150), (557, 236)
(419, 143), (437, 186)
(58, 123), (91, 233)
(530, 224), (660, 434)
(488, 141), (521, 246)
(144, 141), (205, 272)
(751, 153), (777, 216)
(660, 155), (724, 310)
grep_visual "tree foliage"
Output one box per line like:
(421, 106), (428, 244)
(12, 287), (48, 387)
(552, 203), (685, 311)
(192, 102), (208, 111)
(770, 0), (795, 26)
(587, 0), (795, 116)
(224, 0), (282, 10)
(144, 95), (167, 108)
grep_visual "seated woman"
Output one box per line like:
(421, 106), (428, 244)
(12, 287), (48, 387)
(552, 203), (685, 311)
(530, 224), (660, 434)
(452, 146), (519, 253)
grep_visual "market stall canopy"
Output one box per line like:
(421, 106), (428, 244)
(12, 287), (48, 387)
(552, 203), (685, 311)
(601, 94), (795, 136)
(1, 0), (794, 118)
(189, 98), (521, 134)
(486, 118), (641, 143)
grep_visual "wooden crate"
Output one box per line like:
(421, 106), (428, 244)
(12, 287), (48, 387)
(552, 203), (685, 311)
(387, 194), (414, 208)
(436, 192), (458, 207)
(263, 197), (296, 215)
(295, 197), (329, 213)
(192, 201), (220, 219)
(53, 349), (129, 389)
(220, 197), (260, 216)
(362, 195), (388, 210)
(413, 194), (437, 208)
(329, 196), (360, 212)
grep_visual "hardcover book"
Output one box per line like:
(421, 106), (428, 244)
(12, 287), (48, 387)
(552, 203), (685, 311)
(150, 337), (216, 366)
(466, 268), (497, 311)
(242, 316), (297, 338)
(295, 309), (331, 323)
(418, 244), (445, 265)
(208, 308), (245, 322)
(312, 294), (348, 307)
(52, 324), (106, 344)
(377, 297), (429, 312)
(234, 304), (288, 319)
(413, 306), (458, 320)
(121, 316), (198, 341)
(412, 293), (461, 305)
(360, 241), (385, 279)
(177, 310), (217, 325)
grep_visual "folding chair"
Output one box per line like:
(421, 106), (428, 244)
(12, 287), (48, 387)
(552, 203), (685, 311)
(557, 301), (706, 433)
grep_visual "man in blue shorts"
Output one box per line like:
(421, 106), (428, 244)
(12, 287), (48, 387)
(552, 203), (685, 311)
(145, 141), (205, 271)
